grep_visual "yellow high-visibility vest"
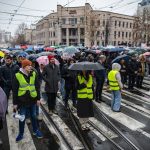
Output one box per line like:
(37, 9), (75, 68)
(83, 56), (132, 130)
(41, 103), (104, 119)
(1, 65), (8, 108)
(15, 71), (37, 98)
(108, 70), (120, 91)
(77, 74), (93, 100)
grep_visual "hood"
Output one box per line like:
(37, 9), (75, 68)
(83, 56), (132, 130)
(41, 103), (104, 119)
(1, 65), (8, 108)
(112, 63), (121, 71)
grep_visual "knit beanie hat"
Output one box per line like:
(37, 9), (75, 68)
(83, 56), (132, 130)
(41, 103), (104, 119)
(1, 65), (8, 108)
(21, 59), (32, 68)
(48, 55), (54, 61)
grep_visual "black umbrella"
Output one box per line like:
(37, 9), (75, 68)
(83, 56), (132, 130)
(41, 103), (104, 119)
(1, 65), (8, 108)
(68, 61), (104, 70)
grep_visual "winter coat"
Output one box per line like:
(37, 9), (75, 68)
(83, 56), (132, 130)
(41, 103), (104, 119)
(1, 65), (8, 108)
(0, 63), (19, 88)
(61, 64), (77, 88)
(94, 62), (106, 81)
(12, 70), (40, 107)
(42, 63), (60, 93)
(127, 59), (139, 75)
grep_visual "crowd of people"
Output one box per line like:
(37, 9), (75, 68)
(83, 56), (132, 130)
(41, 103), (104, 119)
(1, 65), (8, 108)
(0, 50), (148, 144)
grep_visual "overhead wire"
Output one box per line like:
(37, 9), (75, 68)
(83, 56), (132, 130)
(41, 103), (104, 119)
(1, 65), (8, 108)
(0, 1), (49, 12)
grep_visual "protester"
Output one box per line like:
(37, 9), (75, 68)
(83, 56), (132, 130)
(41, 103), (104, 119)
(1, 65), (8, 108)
(94, 55), (106, 103)
(42, 55), (61, 115)
(108, 63), (123, 112)
(119, 59), (127, 85)
(0, 55), (19, 100)
(76, 70), (94, 130)
(127, 55), (139, 90)
(136, 54), (146, 88)
(62, 59), (77, 108)
(13, 59), (43, 142)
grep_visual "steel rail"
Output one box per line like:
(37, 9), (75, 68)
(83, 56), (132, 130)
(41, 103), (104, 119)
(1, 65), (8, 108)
(41, 105), (73, 150)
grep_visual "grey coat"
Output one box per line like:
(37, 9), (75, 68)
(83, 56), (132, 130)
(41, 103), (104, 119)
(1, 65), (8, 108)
(42, 63), (60, 93)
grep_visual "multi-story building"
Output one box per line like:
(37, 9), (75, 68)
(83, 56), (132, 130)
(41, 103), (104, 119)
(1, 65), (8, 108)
(34, 3), (134, 47)
(133, 0), (150, 46)
(0, 30), (11, 44)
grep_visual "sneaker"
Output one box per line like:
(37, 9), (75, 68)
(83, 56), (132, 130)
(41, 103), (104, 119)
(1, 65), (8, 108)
(33, 130), (43, 139)
(26, 119), (31, 124)
(37, 115), (43, 121)
(16, 134), (23, 142)
(0, 139), (3, 145)
(48, 110), (53, 115)
(52, 109), (58, 115)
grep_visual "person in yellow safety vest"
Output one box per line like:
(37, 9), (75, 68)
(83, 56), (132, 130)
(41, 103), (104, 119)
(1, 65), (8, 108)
(12, 59), (43, 142)
(108, 63), (123, 112)
(76, 70), (94, 130)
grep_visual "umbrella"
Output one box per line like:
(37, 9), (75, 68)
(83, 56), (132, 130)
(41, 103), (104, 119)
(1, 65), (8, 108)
(36, 56), (49, 65)
(44, 47), (55, 51)
(38, 52), (56, 56)
(143, 52), (150, 56)
(112, 55), (130, 63)
(36, 56), (59, 66)
(1, 49), (10, 54)
(68, 61), (104, 71)
(64, 46), (79, 55)
(0, 51), (5, 57)
(0, 87), (8, 120)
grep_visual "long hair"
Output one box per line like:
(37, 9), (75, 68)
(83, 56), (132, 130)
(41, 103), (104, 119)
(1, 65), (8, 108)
(79, 71), (91, 81)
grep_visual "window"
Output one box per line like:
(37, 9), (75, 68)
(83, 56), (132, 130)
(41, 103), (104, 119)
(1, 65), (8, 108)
(126, 32), (128, 38)
(97, 31), (100, 36)
(126, 22), (128, 28)
(119, 21), (121, 27)
(62, 18), (66, 24)
(69, 18), (77, 25)
(115, 21), (117, 26)
(103, 20), (105, 27)
(53, 32), (55, 37)
(122, 22), (125, 28)
(97, 20), (100, 26)
(130, 23), (132, 28)
(118, 31), (120, 37)
(114, 41), (116, 46)
(114, 31), (116, 38)
(80, 28), (85, 35)
(80, 17), (84, 24)
(122, 32), (124, 38)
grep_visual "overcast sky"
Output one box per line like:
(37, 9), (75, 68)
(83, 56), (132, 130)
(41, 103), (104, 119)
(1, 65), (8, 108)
(0, 0), (141, 35)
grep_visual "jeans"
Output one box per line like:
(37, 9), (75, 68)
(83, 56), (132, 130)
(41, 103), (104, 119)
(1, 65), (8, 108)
(111, 90), (121, 111)
(18, 104), (38, 135)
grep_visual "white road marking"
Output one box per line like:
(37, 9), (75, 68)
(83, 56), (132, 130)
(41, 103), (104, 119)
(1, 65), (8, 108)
(6, 102), (36, 150)
(122, 90), (150, 105)
(94, 101), (145, 131)
(103, 92), (150, 118)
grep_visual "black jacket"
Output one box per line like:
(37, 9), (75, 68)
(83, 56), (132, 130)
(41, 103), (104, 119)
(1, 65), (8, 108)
(0, 63), (19, 88)
(12, 70), (40, 107)
(61, 64), (77, 88)
(127, 59), (139, 75)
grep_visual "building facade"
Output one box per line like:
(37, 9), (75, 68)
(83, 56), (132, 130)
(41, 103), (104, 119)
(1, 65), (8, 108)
(32, 3), (134, 47)
(0, 30), (11, 44)
(133, 0), (150, 46)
